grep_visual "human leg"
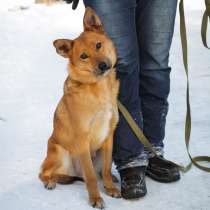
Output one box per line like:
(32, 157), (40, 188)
(136, 0), (177, 156)
(136, 0), (180, 182)
(83, 0), (148, 170)
(83, 0), (148, 198)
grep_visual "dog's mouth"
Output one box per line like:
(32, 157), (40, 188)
(113, 61), (118, 69)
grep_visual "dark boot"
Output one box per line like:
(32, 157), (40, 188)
(146, 156), (180, 183)
(119, 166), (147, 199)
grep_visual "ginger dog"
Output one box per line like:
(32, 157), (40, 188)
(39, 7), (120, 208)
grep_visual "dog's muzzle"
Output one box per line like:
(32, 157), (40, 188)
(96, 61), (111, 75)
(98, 62), (110, 72)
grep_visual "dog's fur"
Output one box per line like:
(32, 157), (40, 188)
(39, 7), (120, 208)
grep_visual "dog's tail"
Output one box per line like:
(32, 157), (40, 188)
(54, 174), (84, 184)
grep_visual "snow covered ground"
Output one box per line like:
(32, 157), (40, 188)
(0, 1), (210, 210)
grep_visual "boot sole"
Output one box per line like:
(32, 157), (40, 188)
(146, 170), (180, 183)
(122, 190), (147, 200)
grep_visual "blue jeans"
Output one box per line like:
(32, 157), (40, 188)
(83, 0), (177, 170)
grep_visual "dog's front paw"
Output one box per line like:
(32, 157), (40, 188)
(105, 187), (121, 198)
(44, 181), (56, 190)
(90, 196), (105, 209)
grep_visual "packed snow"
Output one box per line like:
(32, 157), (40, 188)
(0, 1), (210, 210)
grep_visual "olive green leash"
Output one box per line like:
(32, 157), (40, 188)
(118, 0), (210, 173)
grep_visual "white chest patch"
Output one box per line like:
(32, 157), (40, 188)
(97, 109), (112, 143)
(90, 107), (113, 150)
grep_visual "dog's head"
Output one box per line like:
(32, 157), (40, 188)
(53, 7), (117, 84)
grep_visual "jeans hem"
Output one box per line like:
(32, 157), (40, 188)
(116, 152), (149, 171)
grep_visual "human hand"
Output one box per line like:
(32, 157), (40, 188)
(63, 0), (79, 10)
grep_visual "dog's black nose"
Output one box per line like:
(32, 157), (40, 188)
(98, 62), (110, 72)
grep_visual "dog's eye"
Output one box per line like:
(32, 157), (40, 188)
(96, 42), (102, 50)
(80, 53), (88, 60)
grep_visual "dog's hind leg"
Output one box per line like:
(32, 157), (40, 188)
(39, 138), (78, 189)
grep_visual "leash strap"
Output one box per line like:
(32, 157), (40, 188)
(117, 100), (190, 173)
(201, 0), (210, 48)
(117, 0), (210, 173)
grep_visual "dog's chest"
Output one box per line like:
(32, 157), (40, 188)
(90, 104), (114, 151)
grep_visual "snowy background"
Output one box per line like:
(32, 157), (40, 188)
(0, 0), (210, 210)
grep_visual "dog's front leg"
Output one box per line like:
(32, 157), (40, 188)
(79, 146), (104, 209)
(101, 132), (121, 198)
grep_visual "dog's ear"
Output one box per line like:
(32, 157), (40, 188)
(83, 7), (104, 33)
(53, 39), (73, 58)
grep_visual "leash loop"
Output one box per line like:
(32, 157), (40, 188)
(179, 0), (210, 172)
